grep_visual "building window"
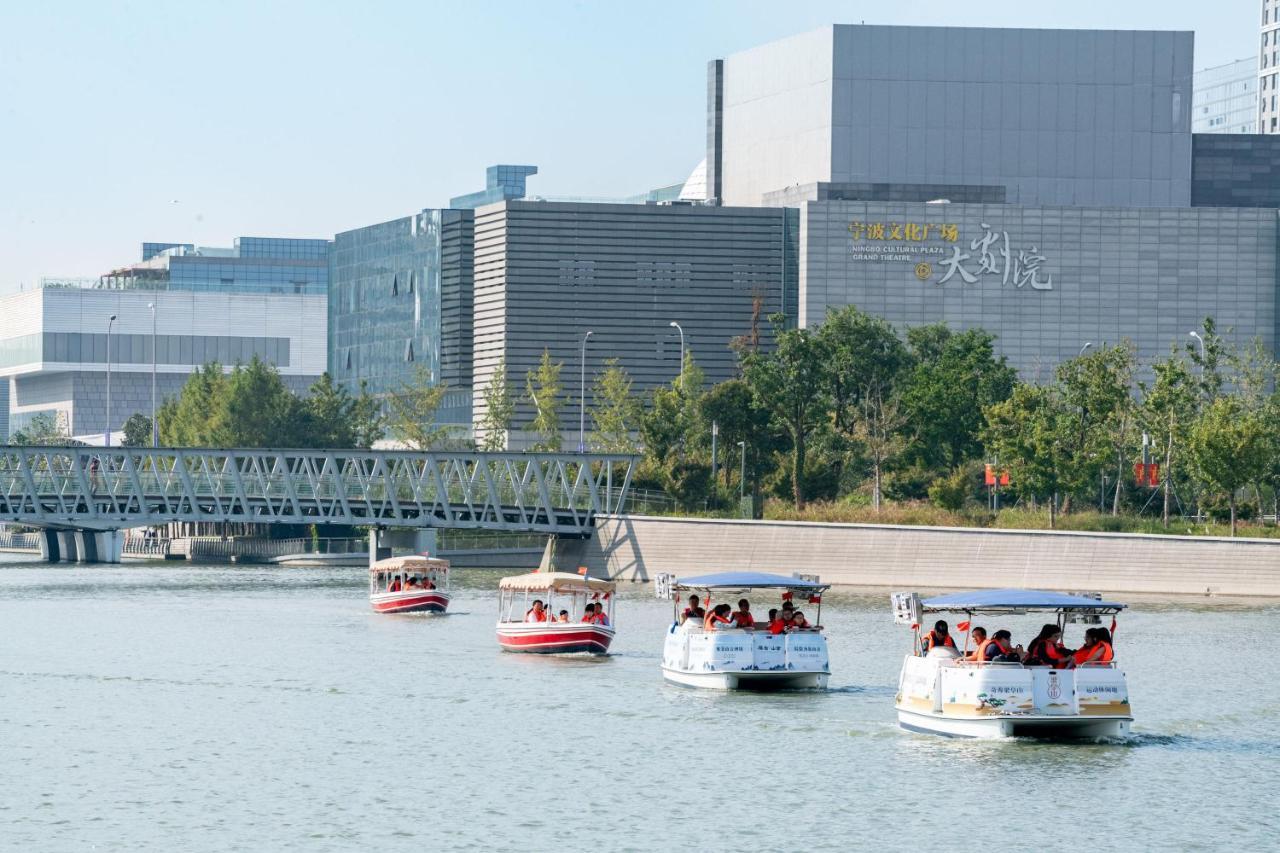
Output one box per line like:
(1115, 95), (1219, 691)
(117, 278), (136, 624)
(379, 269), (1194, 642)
(404, 340), (414, 362)
(391, 274), (399, 296)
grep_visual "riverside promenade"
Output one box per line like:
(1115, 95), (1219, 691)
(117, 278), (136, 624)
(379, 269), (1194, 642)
(586, 515), (1280, 598)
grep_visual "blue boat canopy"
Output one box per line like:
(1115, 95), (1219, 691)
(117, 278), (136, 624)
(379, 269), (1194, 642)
(922, 588), (1126, 613)
(674, 572), (829, 591)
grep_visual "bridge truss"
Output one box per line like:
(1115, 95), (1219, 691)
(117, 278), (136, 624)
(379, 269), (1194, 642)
(0, 446), (637, 535)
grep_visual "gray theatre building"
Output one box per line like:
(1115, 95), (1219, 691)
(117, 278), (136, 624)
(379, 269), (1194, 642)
(710, 24), (1280, 377)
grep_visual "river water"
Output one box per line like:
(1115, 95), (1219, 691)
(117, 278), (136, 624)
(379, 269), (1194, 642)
(1, 556), (1277, 851)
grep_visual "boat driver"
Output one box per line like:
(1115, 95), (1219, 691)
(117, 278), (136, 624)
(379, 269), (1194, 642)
(681, 595), (701, 622)
(921, 620), (957, 654)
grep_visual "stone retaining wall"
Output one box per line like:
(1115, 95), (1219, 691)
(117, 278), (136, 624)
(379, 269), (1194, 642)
(587, 515), (1280, 597)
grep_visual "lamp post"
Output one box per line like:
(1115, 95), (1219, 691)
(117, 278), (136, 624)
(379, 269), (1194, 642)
(578, 330), (593, 453)
(1189, 330), (1205, 362)
(149, 302), (158, 446)
(106, 314), (117, 447)
(737, 440), (746, 505)
(1079, 341), (1093, 356)
(668, 321), (685, 388)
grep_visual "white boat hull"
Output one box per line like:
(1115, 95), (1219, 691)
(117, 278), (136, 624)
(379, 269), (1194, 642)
(896, 706), (1131, 739)
(662, 666), (828, 690)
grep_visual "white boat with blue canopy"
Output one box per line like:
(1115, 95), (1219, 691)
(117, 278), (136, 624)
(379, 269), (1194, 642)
(893, 588), (1132, 739)
(661, 571), (831, 690)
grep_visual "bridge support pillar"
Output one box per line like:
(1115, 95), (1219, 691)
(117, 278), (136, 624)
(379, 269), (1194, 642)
(57, 531), (80, 563)
(39, 529), (61, 562)
(368, 529), (392, 568)
(75, 530), (123, 564)
(538, 534), (591, 574)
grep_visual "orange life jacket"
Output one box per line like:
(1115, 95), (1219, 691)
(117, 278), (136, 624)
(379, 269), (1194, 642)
(1073, 641), (1113, 666)
(705, 612), (731, 630)
(923, 630), (957, 652)
(526, 608), (547, 622)
(733, 611), (753, 628)
(976, 638), (1010, 663)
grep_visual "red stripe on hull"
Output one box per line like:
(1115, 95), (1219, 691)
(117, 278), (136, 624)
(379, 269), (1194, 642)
(372, 593), (449, 614)
(496, 627), (614, 655)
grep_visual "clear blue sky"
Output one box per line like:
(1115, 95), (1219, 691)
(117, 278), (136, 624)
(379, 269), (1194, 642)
(0, 0), (1259, 290)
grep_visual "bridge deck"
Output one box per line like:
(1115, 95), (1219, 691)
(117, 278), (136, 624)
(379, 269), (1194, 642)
(0, 447), (637, 535)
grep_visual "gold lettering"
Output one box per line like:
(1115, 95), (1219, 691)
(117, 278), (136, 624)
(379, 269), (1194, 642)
(889, 222), (904, 240)
(868, 222), (885, 240)
(940, 224), (959, 242)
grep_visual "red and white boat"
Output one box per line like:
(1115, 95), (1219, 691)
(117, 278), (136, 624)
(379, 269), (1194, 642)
(496, 572), (616, 654)
(369, 556), (451, 614)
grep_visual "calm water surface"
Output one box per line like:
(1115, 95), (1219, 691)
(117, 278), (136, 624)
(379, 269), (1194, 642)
(2, 556), (1278, 851)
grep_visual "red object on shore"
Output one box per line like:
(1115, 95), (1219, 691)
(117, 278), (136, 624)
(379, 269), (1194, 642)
(1134, 463), (1161, 487)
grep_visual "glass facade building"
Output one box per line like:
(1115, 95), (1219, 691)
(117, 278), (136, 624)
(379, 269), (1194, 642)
(104, 237), (331, 295)
(1193, 58), (1258, 133)
(329, 209), (473, 424)
(449, 165), (538, 209)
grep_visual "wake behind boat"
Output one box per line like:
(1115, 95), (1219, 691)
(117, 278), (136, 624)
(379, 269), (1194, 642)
(369, 556), (451, 614)
(661, 572), (831, 690)
(892, 588), (1132, 739)
(496, 572), (616, 654)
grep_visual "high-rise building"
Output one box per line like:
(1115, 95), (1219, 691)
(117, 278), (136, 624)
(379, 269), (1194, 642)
(1262, 0), (1280, 132)
(1193, 58), (1258, 133)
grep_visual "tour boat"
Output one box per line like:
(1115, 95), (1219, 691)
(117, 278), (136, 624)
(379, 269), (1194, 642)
(661, 572), (831, 690)
(892, 588), (1132, 739)
(495, 572), (617, 654)
(369, 555), (451, 614)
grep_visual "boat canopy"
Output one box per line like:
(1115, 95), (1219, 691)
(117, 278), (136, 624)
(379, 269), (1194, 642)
(370, 556), (449, 574)
(674, 571), (829, 592)
(922, 588), (1126, 614)
(498, 571), (616, 593)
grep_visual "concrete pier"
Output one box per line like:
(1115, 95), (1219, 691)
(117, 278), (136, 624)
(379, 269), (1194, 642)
(38, 529), (125, 563)
(586, 515), (1280, 598)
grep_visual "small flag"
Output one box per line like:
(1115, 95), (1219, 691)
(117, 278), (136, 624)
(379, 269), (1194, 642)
(910, 623), (919, 631)
(781, 591), (793, 601)
(808, 594), (821, 604)
(957, 620), (971, 631)
(577, 566), (589, 576)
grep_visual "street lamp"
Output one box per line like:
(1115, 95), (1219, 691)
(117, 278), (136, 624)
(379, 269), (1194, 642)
(737, 440), (746, 504)
(149, 302), (158, 446)
(1189, 330), (1205, 361)
(1079, 342), (1093, 356)
(668, 321), (685, 387)
(106, 314), (117, 447)
(578, 330), (593, 453)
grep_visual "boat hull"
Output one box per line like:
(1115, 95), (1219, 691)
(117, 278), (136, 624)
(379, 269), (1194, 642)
(662, 666), (828, 691)
(370, 591), (450, 614)
(896, 706), (1132, 739)
(496, 623), (614, 654)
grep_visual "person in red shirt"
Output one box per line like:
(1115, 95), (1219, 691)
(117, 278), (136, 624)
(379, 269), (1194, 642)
(732, 598), (755, 629)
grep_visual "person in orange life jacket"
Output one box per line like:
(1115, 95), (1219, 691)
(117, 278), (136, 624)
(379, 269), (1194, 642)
(921, 620), (957, 654)
(704, 603), (734, 630)
(771, 610), (796, 635)
(732, 599), (754, 629)
(557, 609), (570, 623)
(791, 610), (810, 630)
(582, 603), (596, 623)
(963, 627), (988, 660)
(979, 629), (1024, 663)
(423, 577), (436, 590)
(525, 599), (548, 622)
(681, 595), (701, 622)
(1025, 624), (1074, 667)
(388, 575), (402, 592)
(594, 603), (610, 627)
(404, 575), (420, 590)
(1071, 627), (1114, 667)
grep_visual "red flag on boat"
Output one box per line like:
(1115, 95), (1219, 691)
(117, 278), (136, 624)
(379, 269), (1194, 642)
(808, 594), (821, 604)
(957, 620), (971, 631)
(781, 591), (793, 601)
(577, 566), (589, 575)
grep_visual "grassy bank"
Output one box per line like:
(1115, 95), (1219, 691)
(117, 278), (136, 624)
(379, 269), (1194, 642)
(652, 499), (1280, 540)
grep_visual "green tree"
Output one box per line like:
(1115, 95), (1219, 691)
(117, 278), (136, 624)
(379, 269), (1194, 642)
(591, 358), (640, 454)
(160, 363), (229, 446)
(301, 373), (383, 448)
(525, 349), (564, 451)
(1187, 317), (1228, 404)
(478, 357), (515, 451)
(1187, 395), (1273, 536)
(222, 356), (302, 447)
(900, 325), (1016, 471)
(818, 306), (911, 504)
(385, 366), (452, 450)
(742, 317), (830, 509)
(1138, 350), (1197, 526)
(1056, 344), (1135, 513)
(983, 383), (1074, 528)
(10, 412), (68, 445)
(121, 413), (152, 447)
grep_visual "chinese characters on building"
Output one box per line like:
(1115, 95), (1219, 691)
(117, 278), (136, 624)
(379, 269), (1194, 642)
(937, 222), (1053, 290)
(847, 221), (959, 242)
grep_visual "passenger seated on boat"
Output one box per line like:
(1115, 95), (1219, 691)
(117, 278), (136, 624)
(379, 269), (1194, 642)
(704, 603), (734, 630)
(423, 577), (436, 590)
(962, 627), (987, 660)
(920, 620), (957, 654)
(770, 610), (794, 635)
(593, 604), (610, 627)
(388, 575), (402, 592)
(1025, 624), (1074, 667)
(557, 610), (570, 622)
(791, 610), (810, 630)
(525, 600), (549, 622)
(732, 599), (754, 629)
(404, 576), (420, 590)
(681, 595), (702, 621)
(1070, 627), (1114, 667)
(978, 629), (1024, 663)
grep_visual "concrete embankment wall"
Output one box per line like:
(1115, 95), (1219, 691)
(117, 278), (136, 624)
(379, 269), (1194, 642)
(586, 515), (1280, 598)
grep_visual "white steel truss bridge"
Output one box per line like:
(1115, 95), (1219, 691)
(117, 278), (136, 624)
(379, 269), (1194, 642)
(0, 446), (637, 536)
